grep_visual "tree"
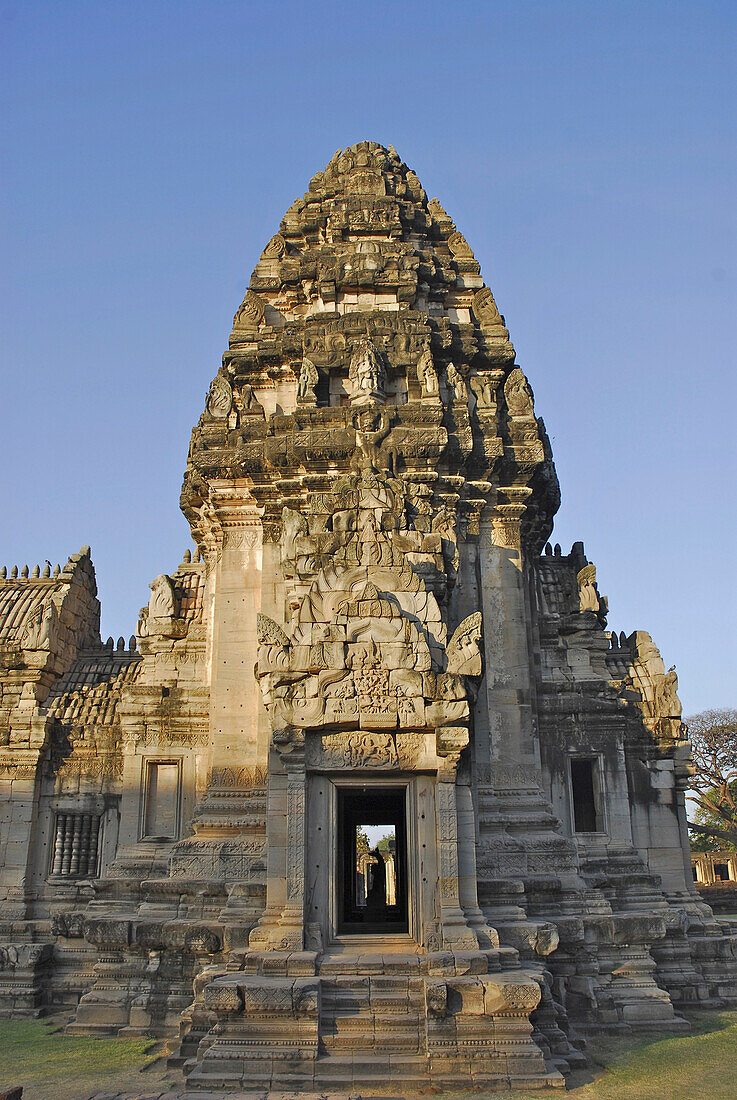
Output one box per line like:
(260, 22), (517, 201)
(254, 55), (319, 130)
(686, 708), (737, 849)
(356, 829), (371, 854)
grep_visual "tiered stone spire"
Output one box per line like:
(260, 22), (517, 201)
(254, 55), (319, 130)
(182, 140), (559, 556)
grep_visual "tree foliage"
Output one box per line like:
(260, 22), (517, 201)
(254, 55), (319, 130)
(686, 708), (737, 849)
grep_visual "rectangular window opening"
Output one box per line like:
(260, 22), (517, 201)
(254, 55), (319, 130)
(570, 757), (603, 833)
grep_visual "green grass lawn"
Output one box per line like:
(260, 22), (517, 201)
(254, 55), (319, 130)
(553, 1009), (737, 1100)
(0, 1009), (735, 1099)
(0, 1017), (175, 1100)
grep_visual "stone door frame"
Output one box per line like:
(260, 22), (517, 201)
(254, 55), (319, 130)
(307, 772), (433, 950)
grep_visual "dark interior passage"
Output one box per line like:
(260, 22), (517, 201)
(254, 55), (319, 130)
(338, 787), (408, 933)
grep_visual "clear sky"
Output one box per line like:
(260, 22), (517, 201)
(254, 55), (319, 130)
(2, 1), (735, 714)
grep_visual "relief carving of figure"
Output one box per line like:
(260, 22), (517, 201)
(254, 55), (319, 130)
(148, 575), (176, 619)
(352, 407), (393, 474)
(416, 345), (439, 399)
(468, 372), (495, 410)
(237, 384), (265, 418)
(359, 512), (383, 567)
(280, 506), (313, 575)
(348, 339), (385, 403)
(504, 367), (535, 418)
(297, 358), (319, 401)
(445, 363), (467, 405)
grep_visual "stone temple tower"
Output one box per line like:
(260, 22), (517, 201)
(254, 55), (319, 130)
(1, 141), (735, 1093)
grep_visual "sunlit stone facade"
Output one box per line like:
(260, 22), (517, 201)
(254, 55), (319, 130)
(1, 142), (735, 1092)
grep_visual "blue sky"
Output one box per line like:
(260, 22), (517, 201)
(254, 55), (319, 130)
(1, 1), (735, 713)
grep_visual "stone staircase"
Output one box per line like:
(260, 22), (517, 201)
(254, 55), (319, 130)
(315, 973), (429, 1089)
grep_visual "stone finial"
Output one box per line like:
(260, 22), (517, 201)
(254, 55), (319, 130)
(447, 231), (474, 258)
(233, 289), (264, 333)
(427, 197), (450, 219)
(148, 574), (176, 619)
(207, 375), (233, 420)
(31, 564), (40, 578)
(21, 597), (57, 650)
(261, 233), (286, 259)
(256, 613), (291, 648)
(183, 549), (192, 563)
(577, 564), (600, 614)
(472, 286), (503, 327)
(446, 612), (483, 676)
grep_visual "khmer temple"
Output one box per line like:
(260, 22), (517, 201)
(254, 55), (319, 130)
(1, 141), (735, 1094)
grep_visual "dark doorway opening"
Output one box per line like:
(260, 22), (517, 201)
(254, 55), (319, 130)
(337, 787), (408, 934)
(570, 757), (602, 833)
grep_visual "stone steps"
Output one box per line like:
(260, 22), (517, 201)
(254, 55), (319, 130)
(314, 1051), (430, 1089)
(318, 975), (425, 1056)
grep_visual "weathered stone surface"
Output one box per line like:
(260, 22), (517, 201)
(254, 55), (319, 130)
(0, 140), (735, 1092)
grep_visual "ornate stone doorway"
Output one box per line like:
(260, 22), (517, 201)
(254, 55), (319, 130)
(337, 786), (408, 933)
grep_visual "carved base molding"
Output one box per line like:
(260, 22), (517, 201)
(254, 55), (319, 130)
(183, 963), (564, 1093)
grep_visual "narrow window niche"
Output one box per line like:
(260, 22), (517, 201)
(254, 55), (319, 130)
(142, 759), (181, 840)
(570, 756), (605, 834)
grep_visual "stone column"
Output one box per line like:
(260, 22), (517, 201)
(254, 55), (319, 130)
(456, 778), (499, 949)
(436, 757), (478, 950)
(0, 754), (42, 917)
(181, 481), (268, 876)
(478, 496), (541, 777)
(249, 730), (307, 953)
(203, 482), (264, 777)
(475, 496), (578, 906)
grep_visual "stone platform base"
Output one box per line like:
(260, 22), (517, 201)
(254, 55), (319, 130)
(180, 950), (565, 1094)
